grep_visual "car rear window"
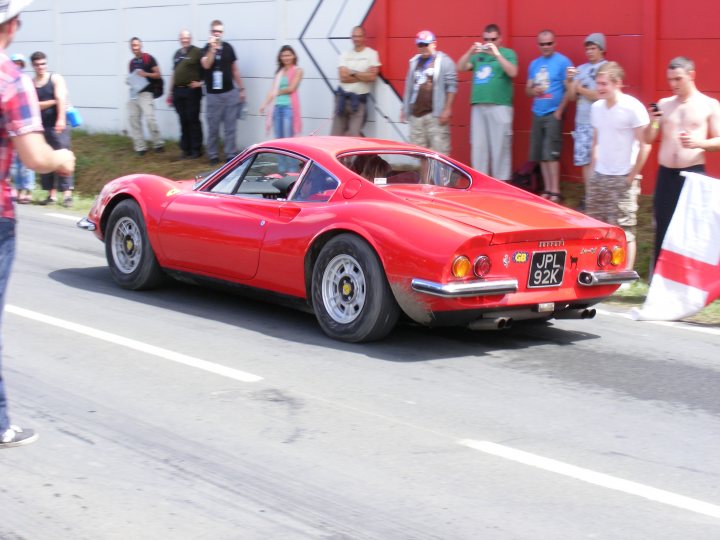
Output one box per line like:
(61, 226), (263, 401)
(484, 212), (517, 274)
(339, 152), (471, 189)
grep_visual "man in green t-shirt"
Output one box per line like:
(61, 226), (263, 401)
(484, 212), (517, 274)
(457, 24), (518, 181)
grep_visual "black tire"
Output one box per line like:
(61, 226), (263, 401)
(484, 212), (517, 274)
(104, 199), (164, 290)
(311, 234), (400, 342)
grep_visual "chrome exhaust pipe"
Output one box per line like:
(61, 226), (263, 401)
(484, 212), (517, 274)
(469, 317), (514, 330)
(554, 308), (596, 319)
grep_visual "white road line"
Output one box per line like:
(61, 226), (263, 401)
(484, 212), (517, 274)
(45, 212), (81, 221)
(459, 439), (720, 519)
(6, 305), (263, 383)
(597, 308), (720, 336)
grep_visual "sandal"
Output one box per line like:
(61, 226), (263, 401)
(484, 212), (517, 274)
(547, 192), (562, 203)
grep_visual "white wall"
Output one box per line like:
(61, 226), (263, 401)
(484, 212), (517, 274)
(9, 0), (406, 150)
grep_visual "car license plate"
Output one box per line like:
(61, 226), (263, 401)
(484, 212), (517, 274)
(528, 251), (566, 288)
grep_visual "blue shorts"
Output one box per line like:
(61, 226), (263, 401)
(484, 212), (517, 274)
(573, 123), (593, 166)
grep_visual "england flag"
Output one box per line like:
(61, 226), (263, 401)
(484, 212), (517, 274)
(632, 171), (720, 321)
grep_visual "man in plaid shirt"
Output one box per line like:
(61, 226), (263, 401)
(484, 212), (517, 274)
(0, 0), (75, 448)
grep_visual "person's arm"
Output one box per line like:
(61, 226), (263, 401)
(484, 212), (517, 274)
(553, 91), (570, 120)
(51, 73), (68, 133)
(439, 60), (457, 125)
(137, 61), (160, 80)
(231, 62), (245, 101)
(201, 41), (217, 70)
(456, 44), (477, 72)
(259, 86), (275, 114)
(489, 45), (517, 78)
(680, 98), (720, 151)
(351, 65), (378, 83)
(13, 131), (75, 175)
(166, 68), (175, 105)
(565, 71), (578, 102)
(439, 91), (455, 125)
(628, 125), (651, 182)
(280, 67), (303, 94)
(645, 100), (664, 143)
(525, 77), (542, 98)
(575, 84), (599, 102)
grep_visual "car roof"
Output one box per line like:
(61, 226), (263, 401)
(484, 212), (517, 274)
(249, 136), (431, 163)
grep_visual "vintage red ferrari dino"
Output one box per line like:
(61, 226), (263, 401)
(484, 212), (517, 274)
(79, 136), (638, 342)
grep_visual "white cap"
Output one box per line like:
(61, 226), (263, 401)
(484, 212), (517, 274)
(0, 0), (34, 25)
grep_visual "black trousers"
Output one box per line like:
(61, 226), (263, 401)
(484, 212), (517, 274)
(653, 163), (705, 263)
(172, 87), (203, 155)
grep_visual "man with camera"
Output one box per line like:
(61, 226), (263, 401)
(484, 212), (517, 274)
(200, 19), (246, 165)
(457, 24), (518, 181)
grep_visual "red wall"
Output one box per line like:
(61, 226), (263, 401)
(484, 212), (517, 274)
(363, 0), (720, 193)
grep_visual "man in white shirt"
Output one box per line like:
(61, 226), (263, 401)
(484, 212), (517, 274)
(588, 61), (650, 269)
(331, 26), (381, 136)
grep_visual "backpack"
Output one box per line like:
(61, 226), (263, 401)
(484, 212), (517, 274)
(510, 160), (544, 194)
(135, 53), (164, 99)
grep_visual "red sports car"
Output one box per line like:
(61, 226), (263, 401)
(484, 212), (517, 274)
(79, 136), (638, 342)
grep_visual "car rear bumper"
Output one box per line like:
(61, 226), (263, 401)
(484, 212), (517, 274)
(411, 277), (518, 298)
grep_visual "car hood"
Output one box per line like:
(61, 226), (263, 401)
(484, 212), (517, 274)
(390, 186), (611, 244)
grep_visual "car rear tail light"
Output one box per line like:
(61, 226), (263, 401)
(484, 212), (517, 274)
(452, 256), (472, 278)
(611, 246), (625, 266)
(474, 255), (491, 277)
(597, 247), (612, 268)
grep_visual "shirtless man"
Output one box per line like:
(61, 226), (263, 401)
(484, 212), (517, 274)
(645, 56), (720, 264)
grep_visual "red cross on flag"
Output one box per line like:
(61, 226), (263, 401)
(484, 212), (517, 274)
(632, 171), (720, 321)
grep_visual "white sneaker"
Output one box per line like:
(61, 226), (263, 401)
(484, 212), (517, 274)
(0, 425), (39, 448)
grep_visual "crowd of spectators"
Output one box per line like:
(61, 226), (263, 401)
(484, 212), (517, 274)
(10, 22), (720, 276)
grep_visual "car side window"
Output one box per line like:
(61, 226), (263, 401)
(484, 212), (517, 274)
(209, 158), (251, 194)
(292, 164), (339, 202)
(209, 152), (306, 198)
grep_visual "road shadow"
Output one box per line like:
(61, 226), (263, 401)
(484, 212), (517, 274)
(49, 266), (601, 363)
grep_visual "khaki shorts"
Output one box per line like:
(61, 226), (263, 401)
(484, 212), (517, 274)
(586, 172), (639, 241)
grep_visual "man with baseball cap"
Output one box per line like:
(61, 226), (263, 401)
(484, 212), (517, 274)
(1, 0), (76, 448)
(566, 32), (607, 203)
(401, 30), (457, 154)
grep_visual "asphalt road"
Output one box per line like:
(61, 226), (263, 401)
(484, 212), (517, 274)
(1, 205), (719, 539)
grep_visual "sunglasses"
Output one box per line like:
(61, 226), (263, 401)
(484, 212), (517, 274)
(483, 37), (498, 42)
(539, 41), (554, 46)
(417, 43), (430, 48)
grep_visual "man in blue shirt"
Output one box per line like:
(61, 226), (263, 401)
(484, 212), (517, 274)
(525, 30), (572, 202)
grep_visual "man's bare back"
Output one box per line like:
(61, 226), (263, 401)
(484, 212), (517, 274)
(657, 92), (720, 168)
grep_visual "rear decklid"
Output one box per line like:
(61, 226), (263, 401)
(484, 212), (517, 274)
(387, 185), (612, 244)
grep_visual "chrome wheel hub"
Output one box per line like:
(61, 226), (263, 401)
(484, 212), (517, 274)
(111, 216), (142, 274)
(321, 254), (366, 324)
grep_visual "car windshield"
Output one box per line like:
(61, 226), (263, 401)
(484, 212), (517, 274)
(338, 152), (471, 189)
